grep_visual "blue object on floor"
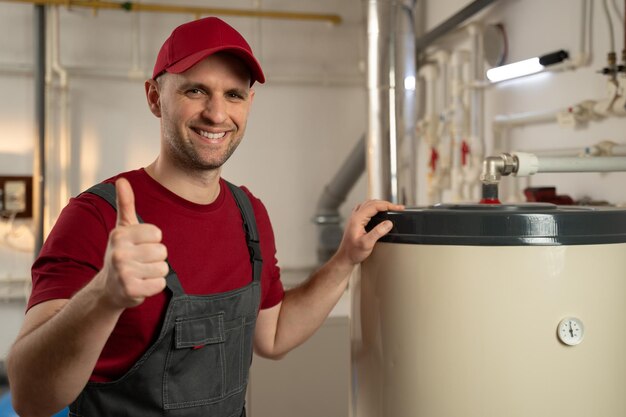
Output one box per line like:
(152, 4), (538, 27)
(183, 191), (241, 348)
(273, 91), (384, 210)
(0, 391), (69, 416)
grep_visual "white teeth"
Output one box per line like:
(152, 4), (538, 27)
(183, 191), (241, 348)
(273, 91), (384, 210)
(199, 130), (226, 139)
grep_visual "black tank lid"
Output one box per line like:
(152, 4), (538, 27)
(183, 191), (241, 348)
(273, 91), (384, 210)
(367, 203), (626, 246)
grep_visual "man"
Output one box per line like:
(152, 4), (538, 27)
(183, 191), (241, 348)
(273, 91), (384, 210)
(7, 16), (402, 417)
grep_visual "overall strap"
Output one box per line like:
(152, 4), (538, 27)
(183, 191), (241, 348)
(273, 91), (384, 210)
(225, 182), (263, 283)
(83, 182), (185, 297)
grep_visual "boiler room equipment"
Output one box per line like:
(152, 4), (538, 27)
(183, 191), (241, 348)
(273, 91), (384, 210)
(350, 203), (626, 417)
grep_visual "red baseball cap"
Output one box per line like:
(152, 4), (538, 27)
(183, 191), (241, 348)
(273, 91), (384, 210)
(152, 17), (265, 85)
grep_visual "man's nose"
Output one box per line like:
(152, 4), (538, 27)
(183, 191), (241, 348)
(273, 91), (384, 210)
(201, 96), (227, 124)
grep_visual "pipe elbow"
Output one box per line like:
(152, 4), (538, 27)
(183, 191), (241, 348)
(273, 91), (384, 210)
(479, 156), (504, 184)
(480, 153), (517, 184)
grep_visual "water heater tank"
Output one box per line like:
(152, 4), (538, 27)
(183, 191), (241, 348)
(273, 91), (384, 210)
(351, 203), (626, 417)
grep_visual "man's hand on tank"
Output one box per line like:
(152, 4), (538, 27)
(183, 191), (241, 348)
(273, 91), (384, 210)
(336, 199), (405, 265)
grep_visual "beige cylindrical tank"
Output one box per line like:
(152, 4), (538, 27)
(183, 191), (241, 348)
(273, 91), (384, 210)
(350, 204), (626, 417)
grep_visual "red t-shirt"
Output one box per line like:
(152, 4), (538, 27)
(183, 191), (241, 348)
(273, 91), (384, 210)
(28, 169), (284, 382)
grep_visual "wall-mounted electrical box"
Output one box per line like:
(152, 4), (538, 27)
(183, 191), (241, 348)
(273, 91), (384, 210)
(0, 176), (33, 218)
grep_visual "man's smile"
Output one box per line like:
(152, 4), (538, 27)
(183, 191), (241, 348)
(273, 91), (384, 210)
(193, 128), (227, 141)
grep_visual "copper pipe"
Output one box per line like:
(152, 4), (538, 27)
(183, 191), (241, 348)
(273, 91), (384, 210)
(2, 0), (342, 24)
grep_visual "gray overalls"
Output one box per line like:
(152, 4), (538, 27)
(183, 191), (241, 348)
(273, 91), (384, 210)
(69, 181), (262, 417)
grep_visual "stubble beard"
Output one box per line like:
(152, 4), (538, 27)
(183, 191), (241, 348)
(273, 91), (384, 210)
(165, 126), (242, 172)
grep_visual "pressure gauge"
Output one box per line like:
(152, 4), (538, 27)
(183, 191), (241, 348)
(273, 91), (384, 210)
(557, 317), (584, 346)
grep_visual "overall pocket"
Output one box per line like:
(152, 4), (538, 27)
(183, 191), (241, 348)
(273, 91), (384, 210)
(164, 313), (226, 409)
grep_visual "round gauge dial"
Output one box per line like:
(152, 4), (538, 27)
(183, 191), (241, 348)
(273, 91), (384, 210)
(557, 317), (584, 346)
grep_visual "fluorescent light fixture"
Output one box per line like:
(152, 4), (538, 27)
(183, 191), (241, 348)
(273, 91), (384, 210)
(486, 49), (569, 83)
(486, 57), (543, 82)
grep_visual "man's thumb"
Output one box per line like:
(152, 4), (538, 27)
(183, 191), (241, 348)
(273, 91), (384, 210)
(115, 178), (139, 226)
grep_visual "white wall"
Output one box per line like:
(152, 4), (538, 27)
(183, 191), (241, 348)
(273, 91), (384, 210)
(0, 0), (367, 358)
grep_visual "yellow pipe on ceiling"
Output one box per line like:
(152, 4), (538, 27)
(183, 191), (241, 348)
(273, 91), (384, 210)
(2, 0), (342, 24)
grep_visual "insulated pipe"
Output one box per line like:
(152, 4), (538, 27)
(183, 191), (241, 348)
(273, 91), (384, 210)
(365, 0), (417, 203)
(493, 109), (560, 127)
(33, 4), (46, 256)
(366, 0), (393, 200)
(480, 152), (626, 181)
(515, 153), (626, 175)
(418, 63), (438, 147)
(3, 0), (342, 24)
(394, 0), (418, 205)
(314, 136), (366, 263)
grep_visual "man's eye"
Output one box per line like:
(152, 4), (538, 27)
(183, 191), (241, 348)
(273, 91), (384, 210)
(187, 88), (204, 95)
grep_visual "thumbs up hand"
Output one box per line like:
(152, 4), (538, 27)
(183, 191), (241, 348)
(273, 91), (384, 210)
(97, 178), (169, 309)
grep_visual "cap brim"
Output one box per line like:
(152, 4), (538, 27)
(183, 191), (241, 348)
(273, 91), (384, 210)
(165, 46), (265, 85)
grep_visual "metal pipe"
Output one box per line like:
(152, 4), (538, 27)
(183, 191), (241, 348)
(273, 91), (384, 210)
(313, 136), (366, 263)
(315, 137), (366, 218)
(365, 0), (417, 203)
(394, 0), (417, 205)
(3, 0), (342, 24)
(33, 4), (46, 256)
(415, 0), (499, 52)
(366, 0), (393, 200)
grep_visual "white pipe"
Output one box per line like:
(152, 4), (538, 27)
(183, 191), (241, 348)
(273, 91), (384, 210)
(417, 63), (441, 204)
(493, 108), (560, 128)
(418, 63), (439, 147)
(522, 141), (626, 157)
(128, 6), (143, 78)
(49, 6), (71, 227)
(450, 50), (469, 201)
(465, 23), (485, 201)
(604, 0), (617, 53)
(610, 0), (625, 33)
(520, 146), (602, 157)
(513, 152), (626, 176)
(50, 8), (67, 87)
(467, 23), (484, 152)
(433, 50), (451, 118)
(537, 156), (626, 172)
(0, 61), (364, 86)
(578, 0), (592, 65)
(425, 50), (451, 204)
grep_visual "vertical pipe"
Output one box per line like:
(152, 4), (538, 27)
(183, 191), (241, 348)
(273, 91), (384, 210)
(34, 5), (46, 256)
(466, 24), (485, 200)
(450, 50), (468, 202)
(366, 0), (417, 203)
(366, 0), (393, 201)
(394, 0), (417, 205)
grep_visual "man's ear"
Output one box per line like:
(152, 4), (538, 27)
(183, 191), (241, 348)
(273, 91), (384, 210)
(145, 79), (162, 117)
(249, 87), (255, 104)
